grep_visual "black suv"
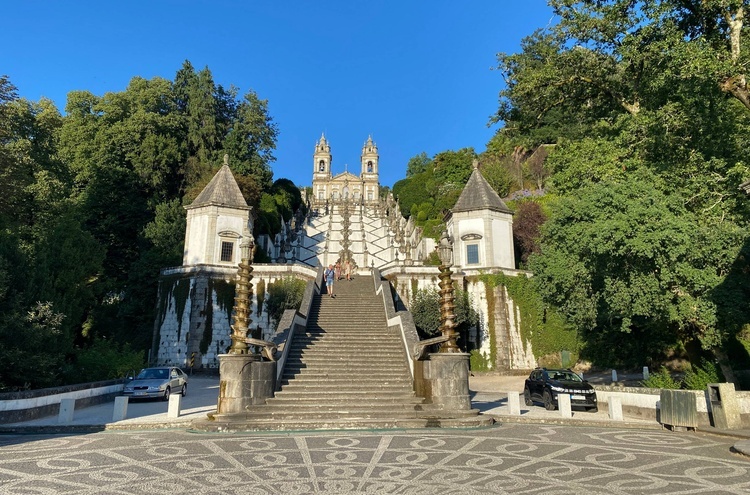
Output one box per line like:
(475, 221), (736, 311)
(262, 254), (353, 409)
(524, 368), (598, 412)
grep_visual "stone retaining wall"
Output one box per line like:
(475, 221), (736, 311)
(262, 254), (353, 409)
(594, 386), (750, 427)
(0, 380), (123, 424)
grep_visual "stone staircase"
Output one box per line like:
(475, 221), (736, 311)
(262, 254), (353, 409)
(237, 275), (429, 429)
(204, 274), (489, 431)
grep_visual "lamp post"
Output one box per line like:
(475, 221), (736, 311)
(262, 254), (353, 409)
(438, 230), (459, 352)
(228, 227), (255, 355)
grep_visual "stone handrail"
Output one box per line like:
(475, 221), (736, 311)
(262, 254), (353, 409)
(244, 338), (278, 361)
(373, 267), (421, 377)
(272, 266), (323, 387)
(412, 335), (450, 360)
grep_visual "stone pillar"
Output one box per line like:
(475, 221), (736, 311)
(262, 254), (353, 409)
(708, 383), (742, 429)
(216, 355), (276, 415)
(558, 394), (572, 418)
(427, 353), (471, 410)
(608, 396), (623, 421)
(168, 394), (182, 418)
(507, 391), (521, 415)
(112, 397), (128, 422)
(58, 399), (75, 424)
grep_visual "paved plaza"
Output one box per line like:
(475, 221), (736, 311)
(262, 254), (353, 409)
(0, 424), (748, 494)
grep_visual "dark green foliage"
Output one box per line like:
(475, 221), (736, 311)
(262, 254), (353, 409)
(641, 367), (681, 390)
(511, 200), (546, 267)
(265, 278), (306, 327)
(481, 274), (578, 362)
(410, 288), (440, 336)
(683, 360), (723, 391)
(0, 302), (67, 391)
(489, 2), (750, 375)
(470, 349), (491, 372)
(68, 339), (144, 383)
(0, 66), (291, 390)
(406, 152), (431, 177)
(409, 287), (479, 349)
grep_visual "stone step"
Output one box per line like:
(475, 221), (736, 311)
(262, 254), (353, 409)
(267, 395), (423, 405)
(281, 370), (409, 378)
(285, 348), (404, 356)
(198, 414), (494, 433)
(282, 361), (408, 370)
(279, 376), (412, 385)
(237, 411), (424, 421)
(272, 390), (417, 400)
(289, 339), (401, 345)
(278, 381), (413, 390)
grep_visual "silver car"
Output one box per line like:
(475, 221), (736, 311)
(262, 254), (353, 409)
(122, 367), (188, 400)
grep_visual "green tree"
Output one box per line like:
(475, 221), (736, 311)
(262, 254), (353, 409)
(405, 152), (432, 177)
(409, 287), (479, 350)
(265, 277), (306, 327)
(224, 90), (278, 190)
(529, 170), (745, 369)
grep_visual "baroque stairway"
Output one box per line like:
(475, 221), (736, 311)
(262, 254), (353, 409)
(239, 275), (425, 429)
(227, 275), (485, 430)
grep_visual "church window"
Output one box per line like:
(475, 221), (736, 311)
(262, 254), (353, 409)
(367, 161), (373, 172)
(220, 241), (234, 262)
(466, 244), (479, 265)
(318, 190), (324, 200)
(367, 191), (373, 200)
(332, 191), (338, 200)
(319, 160), (325, 171)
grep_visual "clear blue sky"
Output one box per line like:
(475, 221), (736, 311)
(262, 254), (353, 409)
(2, 1), (554, 188)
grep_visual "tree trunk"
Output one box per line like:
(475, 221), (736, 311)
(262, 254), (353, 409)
(713, 346), (739, 386)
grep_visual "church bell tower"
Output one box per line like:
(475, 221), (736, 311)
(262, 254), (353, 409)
(361, 135), (379, 178)
(312, 134), (332, 205)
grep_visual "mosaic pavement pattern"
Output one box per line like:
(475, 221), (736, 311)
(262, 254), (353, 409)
(0, 424), (748, 494)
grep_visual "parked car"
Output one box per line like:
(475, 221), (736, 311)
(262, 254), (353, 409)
(524, 368), (597, 412)
(122, 367), (188, 401)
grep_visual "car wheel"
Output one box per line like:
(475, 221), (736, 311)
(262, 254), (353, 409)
(588, 406), (598, 413)
(162, 386), (171, 401)
(181, 383), (187, 397)
(523, 387), (533, 406)
(543, 390), (556, 411)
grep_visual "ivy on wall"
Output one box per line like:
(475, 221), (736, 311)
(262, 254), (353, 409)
(479, 273), (579, 366)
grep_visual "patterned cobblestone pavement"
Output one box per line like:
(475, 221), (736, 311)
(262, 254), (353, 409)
(0, 424), (748, 494)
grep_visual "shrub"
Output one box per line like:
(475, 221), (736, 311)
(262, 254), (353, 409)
(683, 359), (723, 390)
(265, 277), (306, 327)
(70, 338), (144, 382)
(641, 366), (680, 389)
(470, 350), (491, 371)
(409, 287), (479, 352)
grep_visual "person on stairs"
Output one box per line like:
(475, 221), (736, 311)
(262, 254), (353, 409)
(344, 259), (352, 281)
(324, 264), (335, 298)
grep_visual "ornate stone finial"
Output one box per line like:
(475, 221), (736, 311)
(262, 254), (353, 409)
(224, 154), (229, 166)
(472, 158), (479, 170)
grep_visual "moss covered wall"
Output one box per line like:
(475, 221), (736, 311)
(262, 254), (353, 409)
(154, 264), (317, 368)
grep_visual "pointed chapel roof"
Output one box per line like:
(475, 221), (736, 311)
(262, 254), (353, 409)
(451, 160), (512, 215)
(187, 156), (250, 210)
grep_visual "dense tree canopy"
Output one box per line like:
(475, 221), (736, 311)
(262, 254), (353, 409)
(0, 63), (290, 391)
(491, 0), (750, 373)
